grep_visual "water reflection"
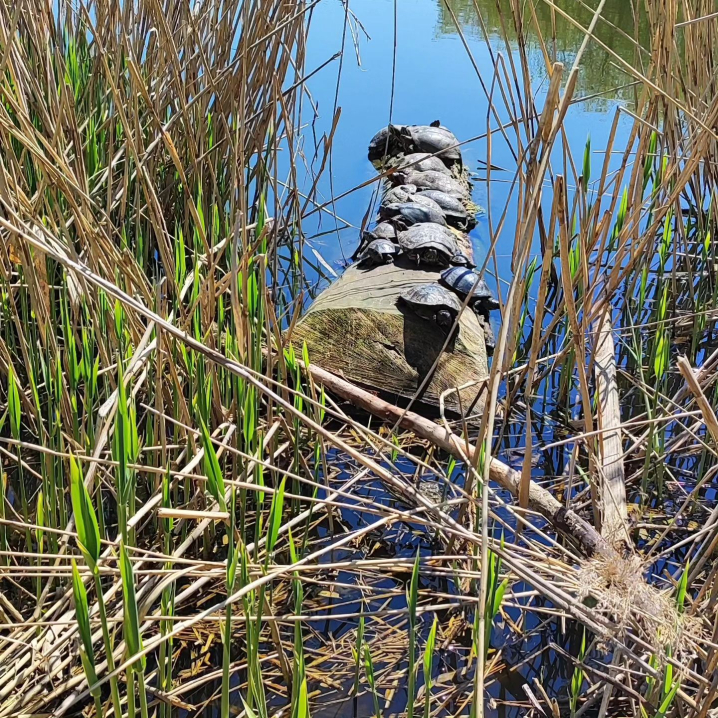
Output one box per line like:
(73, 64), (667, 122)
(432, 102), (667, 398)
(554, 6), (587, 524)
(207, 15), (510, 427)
(436, 0), (647, 108)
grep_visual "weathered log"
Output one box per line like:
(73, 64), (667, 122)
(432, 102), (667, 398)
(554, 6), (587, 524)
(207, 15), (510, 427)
(594, 308), (629, 547)
(292, 260), (489, 416)
(308, 362), (613, 558)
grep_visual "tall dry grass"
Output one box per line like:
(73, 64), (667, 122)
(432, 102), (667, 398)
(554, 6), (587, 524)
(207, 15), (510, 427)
(1, 0), (718, 717)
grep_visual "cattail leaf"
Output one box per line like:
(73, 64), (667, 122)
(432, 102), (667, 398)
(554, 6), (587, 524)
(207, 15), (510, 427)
(120, 541), (146, 670)
(582, 135), (591, 191)
(199, 418), (226, 511)
(69, 454), (101, 571)
(296, 677), (310, 718)
(265, 477), (286, 566)
(36, 491), (44, 551)
(71, 560), (100, 697)
(7, 365), (21, 441)
(676, 560), (690, 613)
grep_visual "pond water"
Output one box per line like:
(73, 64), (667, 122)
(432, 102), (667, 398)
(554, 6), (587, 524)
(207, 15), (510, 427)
(298, 0), (643, 299)
(192, 3), (651, 716)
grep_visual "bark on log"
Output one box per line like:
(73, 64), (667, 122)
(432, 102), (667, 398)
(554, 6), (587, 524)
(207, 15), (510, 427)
(308, 362), (613, 558)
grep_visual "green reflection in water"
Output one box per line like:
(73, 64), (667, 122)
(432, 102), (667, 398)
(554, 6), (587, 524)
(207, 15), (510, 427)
(436, 0), (649, 109)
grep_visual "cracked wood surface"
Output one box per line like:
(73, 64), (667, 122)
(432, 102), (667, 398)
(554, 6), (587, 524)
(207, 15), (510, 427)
(291, 259), (488, 416)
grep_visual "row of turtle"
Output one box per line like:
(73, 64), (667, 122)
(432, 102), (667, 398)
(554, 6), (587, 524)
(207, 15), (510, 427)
(357, 121), (499, 353)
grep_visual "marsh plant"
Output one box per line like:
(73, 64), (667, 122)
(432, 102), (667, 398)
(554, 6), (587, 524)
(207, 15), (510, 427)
(1, 0), (718, 717)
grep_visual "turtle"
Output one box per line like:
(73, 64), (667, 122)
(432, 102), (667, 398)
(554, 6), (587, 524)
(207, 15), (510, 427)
(351, 222), (398, 260)
(440, 267), (497, 309)
(398, 223), (458, 267)
(370, 222), (399, 242)
(360, 239), (398, 267)
(382, 185), (444, 215)
(379, 202), (446, 229)
(398, 152), (451, 175)
(416, 189), (475, 230)
(391, 122), (462, 167)
(450, 252), (476, 269)
(368, 125), (406, 163)
(391, 170), (468, 200)
(399, 283), (462, 330)
(382, 184), (417, 205)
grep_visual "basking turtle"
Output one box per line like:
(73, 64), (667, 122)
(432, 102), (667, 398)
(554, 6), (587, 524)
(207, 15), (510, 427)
(398, 223), (458, 267)
(379, 202), (446, 229)
(440, 267), (497, 310)
(370, 222), (399, 242)
(450, 252), (476, 269)
(392, 170), (468, 200)
(368, 125), (405, 163)
(351, 222), (398, 260)
(392, 122), (462, 167)
(416, 189), (475, 230)
(383, 184), (417, 205)
(360, 239), (398, 267)
(399, 283), (462, 330)
(398, 152), (451, 175)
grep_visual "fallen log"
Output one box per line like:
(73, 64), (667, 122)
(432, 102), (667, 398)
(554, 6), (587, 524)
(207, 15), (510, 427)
(308, 362), (613, 558)
(594, 307), (629, 547)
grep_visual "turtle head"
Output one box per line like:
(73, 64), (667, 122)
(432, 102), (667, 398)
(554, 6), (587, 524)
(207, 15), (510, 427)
(390, 124), (414, 151)
(436, 310), (453, 328)
(423, 248), (438, 264)
(391, 170), (408, 186)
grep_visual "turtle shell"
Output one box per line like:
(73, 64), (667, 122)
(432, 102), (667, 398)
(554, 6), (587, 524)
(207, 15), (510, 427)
(398, 223), (458, 266)
(405, 126), (462, 166)
(398, 152), (451, 175)
(401, 283), (461, 316)
(440, 267), (494, 302)
(370, 222), (398, 242)
(362, 239), (397, 264)
(379, 202), (446, 227)
(415, 189), (474, 229)
(450, 252), (476, 269)
(392, 170), (468, 200)
(368, 125), (405, 162)
(383, 184), (417, 205)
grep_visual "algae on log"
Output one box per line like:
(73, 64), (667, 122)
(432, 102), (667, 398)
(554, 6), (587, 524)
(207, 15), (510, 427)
(291, 258), (489, 417)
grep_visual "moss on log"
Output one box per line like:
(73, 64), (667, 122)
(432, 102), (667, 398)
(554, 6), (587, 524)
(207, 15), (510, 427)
(291, 258), (488, 417)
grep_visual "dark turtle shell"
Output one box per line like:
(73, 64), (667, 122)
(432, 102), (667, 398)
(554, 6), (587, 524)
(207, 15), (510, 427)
(379, 202), (446, 228)
(440, 267), (496, 304)
(351, 222), (397, 261)
(362, 239), (398, 265)
(399, 283), (462, 329)
(384, 186), (444, 215)
(392, 170), (468, 200)
(450, 252), (476, 269)
(383, 184), (417, 205)
(416, 189), (475, 229)
(398, 223), (458, 266)
(403, 125), (462, 167)
(368, 125), (405, 162)
(398, 152), (451, 175)
(369, 222), (398, 242)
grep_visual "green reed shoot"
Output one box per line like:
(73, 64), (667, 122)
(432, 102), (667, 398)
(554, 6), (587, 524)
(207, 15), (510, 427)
(364, 642), (382, 718)
(120, 541), (148, 718)
(569, 628), (587, 716)
(423, 615), (438, 718)
(71, 560), (102, 717)
(70, 454), (122, 718)
(407, 551), (420, 718)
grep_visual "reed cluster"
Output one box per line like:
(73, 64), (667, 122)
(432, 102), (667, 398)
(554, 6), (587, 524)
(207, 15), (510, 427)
(2, 0), (718, 717)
